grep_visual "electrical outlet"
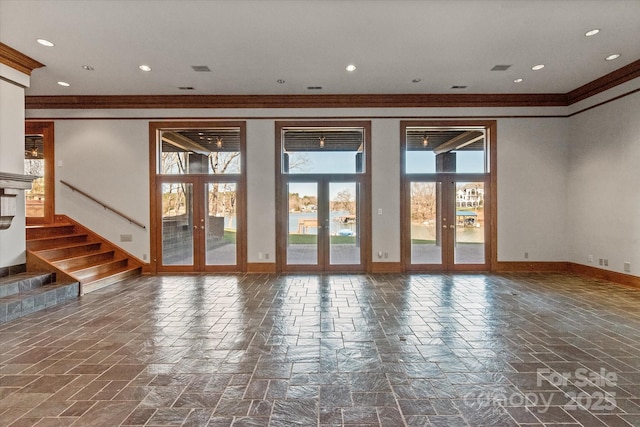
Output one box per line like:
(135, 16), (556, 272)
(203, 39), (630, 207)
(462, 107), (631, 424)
(142, 253), (147, 261)
(384, 252), (389, 259)
(624, 262), (631, 272)
(264, 253), (269, 260)
(524, 252), (529, 259)
(258, 252), (264, 260)
(588, 254), (594, 263)
(378, 251), (383, 258)
(599, 258), (603, 266)
(604, 259), (608, 266)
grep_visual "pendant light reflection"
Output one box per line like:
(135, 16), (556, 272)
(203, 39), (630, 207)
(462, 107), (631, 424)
(422, 134), (429, 148)
(319, 135), (325, 149)
(216, 137), (223, 148)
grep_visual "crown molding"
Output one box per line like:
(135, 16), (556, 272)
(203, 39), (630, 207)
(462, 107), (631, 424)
(0, 43), (45, 76)
(567, 59), (640, 104)
(24, 93), (569, 110)
(20, 57), (640, 110)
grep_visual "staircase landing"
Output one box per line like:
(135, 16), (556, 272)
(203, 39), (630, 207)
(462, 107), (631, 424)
(0, 272), (79, 324)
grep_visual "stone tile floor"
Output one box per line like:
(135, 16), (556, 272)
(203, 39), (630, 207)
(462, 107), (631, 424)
(1, 272), (640, 426)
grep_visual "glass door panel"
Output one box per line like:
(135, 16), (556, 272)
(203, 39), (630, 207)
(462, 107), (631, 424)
(287, 182), (318, 265)
(24, 153), (45, 219)
(25, 122), (54, 224)
(329, 182), (360, 265)
(454, 182), (485, 265)
(161, 183), (194, 266)
(410, 182), (442, 265)
(205, 182), (237, 266)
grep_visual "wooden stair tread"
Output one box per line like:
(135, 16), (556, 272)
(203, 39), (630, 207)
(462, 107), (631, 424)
(68, 257), (128, 275)
(27, 232), (87, 242)
(34, 242), (103, 260)
(26, 222), (74, 229)
(53, 252), (117, 272)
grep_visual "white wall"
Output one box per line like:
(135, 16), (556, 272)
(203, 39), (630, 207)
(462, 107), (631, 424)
(55, 120), (149, 259)
(246, 120), (276, 263)
(0, 75), (27, 268)
(568, 90), (640, 275)
(371, 119), (401, 262)
(34, 108), (574, 267)
(497, 118), (569, 261)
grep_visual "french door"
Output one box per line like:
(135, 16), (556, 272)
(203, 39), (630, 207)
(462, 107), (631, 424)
(284, 178), (363, 271)
(150, 121), (246, 273)
(401, 120), (495, 272)
(275, 121), (372, 273)
(158, 178), (241, 272)
(407, 177), (489, 271)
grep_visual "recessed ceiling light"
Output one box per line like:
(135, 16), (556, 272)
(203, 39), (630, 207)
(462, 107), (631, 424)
(513, 78), (523, 83)
(605, 54), (621, 61)
(585, 29), (600, 37)
(36, 38), (54, 47)
(139, 65), (152, 72)
(346, 64), (357, 72)
(531, 64), (545, 71)
(277, 79), (286, 84)
(57, 81), (70, 87)
(82, 65), (94, 71)
(412, 78), (421, 83)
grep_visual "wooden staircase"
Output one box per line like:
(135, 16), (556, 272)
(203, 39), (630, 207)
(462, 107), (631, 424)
(26, 216), (143, 294)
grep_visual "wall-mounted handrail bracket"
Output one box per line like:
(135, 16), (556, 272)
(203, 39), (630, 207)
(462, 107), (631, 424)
(60, 180), (146, 229)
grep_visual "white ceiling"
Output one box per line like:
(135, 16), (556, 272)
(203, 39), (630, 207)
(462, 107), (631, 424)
(1, 0), (639, 97)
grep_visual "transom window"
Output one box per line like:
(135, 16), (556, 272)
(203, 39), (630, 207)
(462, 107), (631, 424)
(405, 127), (486, 174)
(282, 127), (365, 174)
(159, 127), (241, 175)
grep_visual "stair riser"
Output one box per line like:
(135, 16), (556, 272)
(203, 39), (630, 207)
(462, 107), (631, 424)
(54, 251), (115, 270)
(26, 225), (76, 240)
(27, 235), (89, 251)
(1, 282), (79, 324)
(0, 274), (54, 298)
(81, 267), (141, 294)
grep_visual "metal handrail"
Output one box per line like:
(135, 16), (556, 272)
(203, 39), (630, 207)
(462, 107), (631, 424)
(60, 180), (146, 229)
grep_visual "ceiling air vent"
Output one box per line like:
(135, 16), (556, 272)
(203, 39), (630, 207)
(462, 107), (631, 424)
(178, 86), (195, 90)
(307, 86), (323, 90)
(451, 85), (467, 89)
(491, 64), (512, 71)
(191, 65), (211, 72)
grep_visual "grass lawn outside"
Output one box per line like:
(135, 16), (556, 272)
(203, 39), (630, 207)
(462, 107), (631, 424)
(287, 234), (357, 244)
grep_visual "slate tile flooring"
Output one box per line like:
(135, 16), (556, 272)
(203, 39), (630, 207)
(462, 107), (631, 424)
(1, 273), (640, 426)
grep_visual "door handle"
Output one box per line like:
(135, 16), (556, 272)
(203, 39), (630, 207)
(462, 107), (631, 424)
(442, 225), (447, 229)
(450, 225), (455, 229)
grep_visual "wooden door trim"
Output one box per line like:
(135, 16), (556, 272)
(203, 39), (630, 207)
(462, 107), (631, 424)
(275, 120), (372, 273)
(25, 121), (55, 224)
(400, 120), (497, 272)
(149, 120), (247, 273)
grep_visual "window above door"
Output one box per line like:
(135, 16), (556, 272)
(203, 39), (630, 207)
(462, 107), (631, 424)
(281, 127), (365, 174)
(404, 127), (487, 174)
(159, 127), (242, 175)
